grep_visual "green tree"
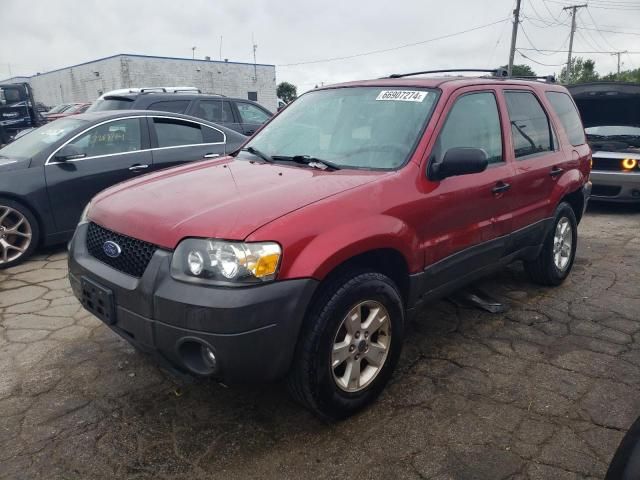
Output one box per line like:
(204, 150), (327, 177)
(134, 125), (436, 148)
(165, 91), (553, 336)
(560, 57), (599, 84)
(601, 68), (640, 83)
(502, 64), (537, 77)
(277, 82), (297, 103)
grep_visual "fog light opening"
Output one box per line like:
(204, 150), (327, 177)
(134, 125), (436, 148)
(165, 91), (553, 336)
(178, 339), (219, 376)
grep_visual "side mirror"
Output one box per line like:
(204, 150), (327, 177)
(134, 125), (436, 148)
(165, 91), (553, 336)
(430, 147), (489, 180)
(54, 144), (86, 162)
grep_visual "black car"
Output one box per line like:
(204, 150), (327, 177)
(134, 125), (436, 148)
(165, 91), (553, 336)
(87, 91), (273, 136)
(0, 110), (246, 268)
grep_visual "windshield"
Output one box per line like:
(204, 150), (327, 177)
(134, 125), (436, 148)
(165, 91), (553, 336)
(244, 87), (438, 170)
(0, 118), (87, 159)
(86, 97), (134, 112)
(585, 125), (640, 138)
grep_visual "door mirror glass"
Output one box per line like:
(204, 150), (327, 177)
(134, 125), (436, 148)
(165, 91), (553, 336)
(54, 144), (86, 161)
(431, 147), (488, 180)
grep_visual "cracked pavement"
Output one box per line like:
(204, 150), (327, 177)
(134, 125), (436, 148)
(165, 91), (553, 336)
(1, 204), (639, 479)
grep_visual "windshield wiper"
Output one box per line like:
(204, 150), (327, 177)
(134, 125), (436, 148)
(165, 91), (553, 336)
(271, 155), (341, 171)
(240, 146), (274, 163)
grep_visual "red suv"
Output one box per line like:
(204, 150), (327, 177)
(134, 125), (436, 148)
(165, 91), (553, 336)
(68, 70), (591, 419)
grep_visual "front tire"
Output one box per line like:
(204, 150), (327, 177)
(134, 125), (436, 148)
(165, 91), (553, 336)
(525, 202), (577, 286)
(0, 198), (39, 269)
(287, 271), (405, 420)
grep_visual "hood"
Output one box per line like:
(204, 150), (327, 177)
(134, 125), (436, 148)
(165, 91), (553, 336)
(90, 157), (385, 249)
(0, 157), (30, 173)
(569, 82), (640, 129)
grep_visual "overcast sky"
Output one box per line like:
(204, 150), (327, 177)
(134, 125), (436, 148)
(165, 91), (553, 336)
(2, 0), (639, 93)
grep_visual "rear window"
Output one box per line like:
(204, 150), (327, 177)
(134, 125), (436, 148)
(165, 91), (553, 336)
(153, 118), (203, 147)
(86, 97), (134, 112)
(545, 92), (586, 146)
(148, 100), (190, 114)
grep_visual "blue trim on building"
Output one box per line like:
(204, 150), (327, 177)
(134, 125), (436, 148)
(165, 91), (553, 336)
(0, 53), (275, 82)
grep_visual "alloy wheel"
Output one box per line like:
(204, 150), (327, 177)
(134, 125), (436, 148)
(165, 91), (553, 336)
(553, 216), (573, 271)
(0, 205), (33, 265)
(331, 300), (392, 392)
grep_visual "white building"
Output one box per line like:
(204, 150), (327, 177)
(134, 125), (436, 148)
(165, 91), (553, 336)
(1, 53), (277, 111)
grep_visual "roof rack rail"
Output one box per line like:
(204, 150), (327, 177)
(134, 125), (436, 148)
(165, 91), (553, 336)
(509, 75), (556, 83)
(387, 68), (508, 79)
(386, 68), (556, 83)
(138, 87), (202, 94)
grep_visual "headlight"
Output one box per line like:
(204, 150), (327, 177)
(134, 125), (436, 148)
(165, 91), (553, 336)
(171, 239), (281, 285)
(78, 201), (92, 225)
(622, 158), (638, 171)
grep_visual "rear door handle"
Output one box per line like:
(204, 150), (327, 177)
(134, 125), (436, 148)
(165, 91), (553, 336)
(492, 182), (511, 194)
(128, 164), (149, 172)
(203, 153), (220, 158)
(550, 166), (564, 177)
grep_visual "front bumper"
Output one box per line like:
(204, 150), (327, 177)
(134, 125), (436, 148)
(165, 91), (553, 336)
(68, 223), (318, 383)
(590, 171), (640, 203)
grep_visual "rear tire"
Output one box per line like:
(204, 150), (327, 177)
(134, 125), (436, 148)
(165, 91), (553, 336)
(525, 202), (577, 286)
(287, 270), (404, 420)
(0, 198), (39, 269)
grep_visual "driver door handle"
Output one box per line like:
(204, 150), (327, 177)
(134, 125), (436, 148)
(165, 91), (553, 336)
(129, 164), (149, 172)
(550, 166), (564, 177)
(203, 153), (220, 158)
(492, 181), (511, 194)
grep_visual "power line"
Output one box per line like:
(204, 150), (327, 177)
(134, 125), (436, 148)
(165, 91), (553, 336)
(278, 18), (510, 67)
(584, 6), (618, 50)
(517, 50), (567, 66)
(518, 47), (640, 54)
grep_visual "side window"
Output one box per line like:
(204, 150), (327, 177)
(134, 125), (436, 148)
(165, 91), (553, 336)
(148, 100), (190, 114)
(236, 102), (270, 124)
(68, 118), (141, 157)
(203, 126), (225, 143)
(153, 118), (203, 148)
(194, 101), (234, 124)
(435, 92), (503, 164)
(545, 91), (586, 146)
(504, 91), (553, 158)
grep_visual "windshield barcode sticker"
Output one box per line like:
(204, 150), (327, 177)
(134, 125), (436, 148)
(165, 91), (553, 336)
(376, 90), (428, 102)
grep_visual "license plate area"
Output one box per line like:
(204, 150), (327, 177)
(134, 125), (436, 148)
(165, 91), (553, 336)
(80, 277), (115, 325)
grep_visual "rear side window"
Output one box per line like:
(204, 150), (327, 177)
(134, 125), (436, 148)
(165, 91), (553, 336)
(504, 91), (553, 159)
(435, 92), (503, 164)
(194, 100), (235, 124)
(153, 118), (203, 147)
(148, 100), (190, 114)
(545, 91), (586, 146)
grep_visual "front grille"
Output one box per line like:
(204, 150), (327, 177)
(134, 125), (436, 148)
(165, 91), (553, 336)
(592, 157), (633, 172)
(86, 223), (157, 277)
(591, 185), (622, 197)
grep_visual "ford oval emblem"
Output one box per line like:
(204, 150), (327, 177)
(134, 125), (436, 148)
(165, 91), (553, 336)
(103, 240), (122, 258)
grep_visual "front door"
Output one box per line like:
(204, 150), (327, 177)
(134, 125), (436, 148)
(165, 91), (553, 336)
(418, 89), (514, 280)
(45, 117), (151, 233)
(234, 101), (271, 136)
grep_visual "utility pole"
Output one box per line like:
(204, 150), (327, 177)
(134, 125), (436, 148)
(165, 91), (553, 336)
(563, 4), (587, 83)
(611, 51), (628, 75)
(507, 0), (522, 76)
(192, 46), (197, 60)
(252, 34), (258, 81)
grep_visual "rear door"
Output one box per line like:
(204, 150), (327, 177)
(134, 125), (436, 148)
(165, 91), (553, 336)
(501, 89), (569, 234)
(419, 88), (515, 274)
(148, 116), (226, 170)
(45, 116), (152, 232)
(233, 101), (271, 135)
